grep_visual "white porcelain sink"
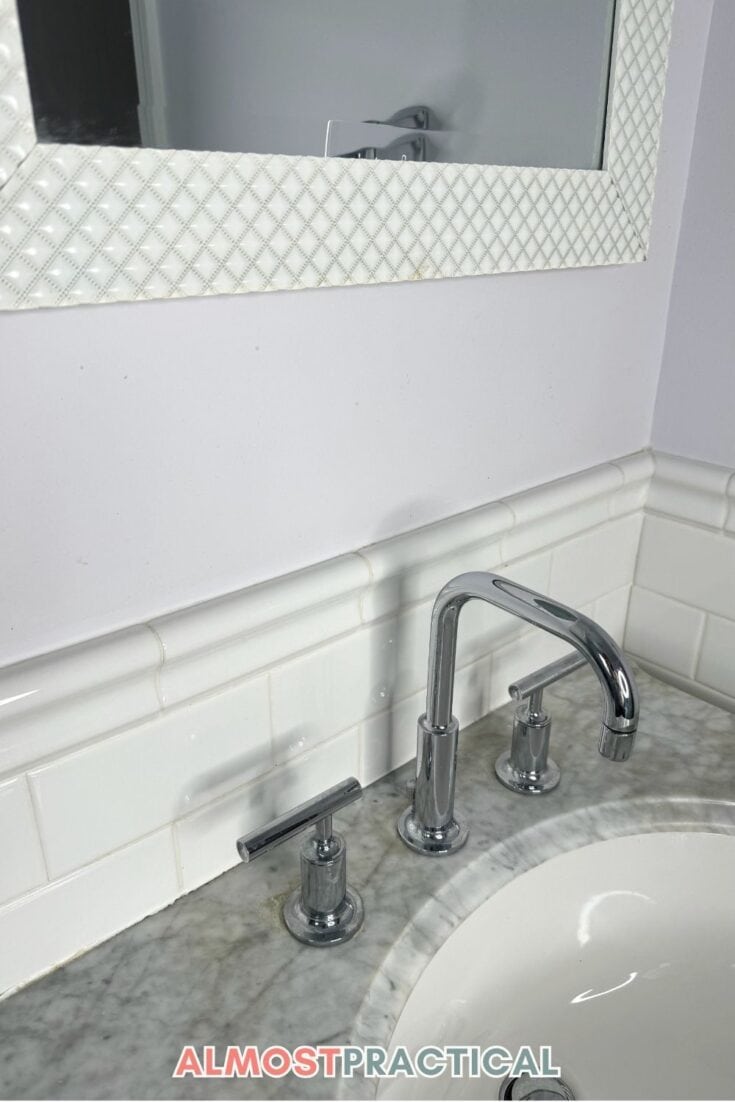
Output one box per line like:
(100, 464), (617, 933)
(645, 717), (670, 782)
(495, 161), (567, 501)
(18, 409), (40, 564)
(379, 831), (735, 1101)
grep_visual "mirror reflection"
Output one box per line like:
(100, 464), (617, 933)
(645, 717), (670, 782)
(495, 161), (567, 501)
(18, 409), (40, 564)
(18, 0), (617, 170)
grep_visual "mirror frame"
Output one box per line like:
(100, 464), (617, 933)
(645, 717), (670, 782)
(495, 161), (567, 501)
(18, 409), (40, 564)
(0, 0), (674, 311)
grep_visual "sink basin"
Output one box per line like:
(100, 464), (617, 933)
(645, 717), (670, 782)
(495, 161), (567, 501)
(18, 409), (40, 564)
(378, 830), (735, 1101)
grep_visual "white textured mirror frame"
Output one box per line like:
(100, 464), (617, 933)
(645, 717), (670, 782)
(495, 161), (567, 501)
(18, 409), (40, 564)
(0, 0), (673, 311)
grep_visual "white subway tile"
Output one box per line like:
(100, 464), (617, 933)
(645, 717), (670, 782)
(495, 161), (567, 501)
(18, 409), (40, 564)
(593, 585), (631, 643)
(550, 515), (641, 608)
(503, 464), (622, 526)
(726, 473), (735, 536)
(153, 555), (368, 704)
(270, 622), (397, 761)
(360, 693), (423, 787)
(359, 503), (512, 620)
(0, 627), (161, 776)
(158, 596), (362, 706)
(453, 654), (496, 727)
(0, 777), (46, 905)
(636, 516), (735, 620)
(613, 451), (656, 484)
(648, 453), (730, 529)
(361, 538), (506, 623)
(361, 502), (512, 589)
(697, 615), (735, 698)
(0, 627), (160, 716)
(152, 554), (368, 663)
(610, 451), (655, 516)
(392, 601), (434, 700)
(0, 830), (177, 998)
(625, 587), (705, 678)
(174, 728), (359, 893)
(30, 675), (271, 878)
(501, 464), (622, 562)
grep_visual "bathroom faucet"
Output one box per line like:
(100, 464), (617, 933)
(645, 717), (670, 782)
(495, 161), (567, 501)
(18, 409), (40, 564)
(397, 572), (639, 856)
(238, 777), (364, 946)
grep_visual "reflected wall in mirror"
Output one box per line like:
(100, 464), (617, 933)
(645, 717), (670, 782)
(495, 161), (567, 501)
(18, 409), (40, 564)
(0, 0), (675, 310)
(18, 0), (616, 170)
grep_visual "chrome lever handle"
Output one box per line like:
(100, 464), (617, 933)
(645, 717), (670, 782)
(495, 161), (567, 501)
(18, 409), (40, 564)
(365, 104), (437, 130)
(508, 651), (586, 712)
(237, 776), (362, 862)
(236, 777), (364, 947)
(497, 651), (586, 797)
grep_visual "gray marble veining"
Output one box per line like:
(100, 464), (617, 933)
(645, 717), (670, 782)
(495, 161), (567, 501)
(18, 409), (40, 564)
(1, 667), (733, 1100)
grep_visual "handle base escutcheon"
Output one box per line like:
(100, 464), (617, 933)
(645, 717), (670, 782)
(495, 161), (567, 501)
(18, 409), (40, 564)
(283, 886), (364, 946)
(397, 805), (469, 856)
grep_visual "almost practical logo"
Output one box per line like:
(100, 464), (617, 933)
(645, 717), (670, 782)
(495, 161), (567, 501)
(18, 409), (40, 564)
(172, 1043), (561, 1081)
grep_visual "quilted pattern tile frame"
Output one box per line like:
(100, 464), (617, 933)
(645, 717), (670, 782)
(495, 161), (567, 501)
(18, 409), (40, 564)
(0, 0), (674, 310)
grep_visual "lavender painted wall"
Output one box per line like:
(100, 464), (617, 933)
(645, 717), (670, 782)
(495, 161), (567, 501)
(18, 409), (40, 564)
(0, 0), (713, 666)
(653, 0), (735, 468)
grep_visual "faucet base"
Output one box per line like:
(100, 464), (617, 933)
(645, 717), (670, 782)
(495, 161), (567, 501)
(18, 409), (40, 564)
(397, 806), (469, 856)
(283, 886), (364, 947)
(494, 749), (560, 795)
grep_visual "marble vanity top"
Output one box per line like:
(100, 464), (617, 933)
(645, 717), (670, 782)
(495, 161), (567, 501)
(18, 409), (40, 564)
(1, 666), (734, 1101)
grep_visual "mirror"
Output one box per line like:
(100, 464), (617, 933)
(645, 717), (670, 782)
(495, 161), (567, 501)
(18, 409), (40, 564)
(17, 0), (617, 170)
(1, 0), (674, 312)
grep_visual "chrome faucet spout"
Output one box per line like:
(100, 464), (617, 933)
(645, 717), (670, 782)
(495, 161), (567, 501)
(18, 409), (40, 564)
(398, 572), (639, 857)
(426, 572), (637, 739)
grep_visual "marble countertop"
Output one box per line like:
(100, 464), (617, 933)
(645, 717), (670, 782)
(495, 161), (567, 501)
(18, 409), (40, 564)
(1, 665), (734, 1101)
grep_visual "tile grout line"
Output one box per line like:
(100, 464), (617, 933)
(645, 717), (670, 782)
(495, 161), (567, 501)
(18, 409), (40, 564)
(630, 654), (735, 716)
(692, 612), (709, 684)
(144, 621), (167, 711)
(22, 773), (51, 884)
(631, 582), (735, 624)
(0, 822), (177, 917)
(169, 823), (185, 894)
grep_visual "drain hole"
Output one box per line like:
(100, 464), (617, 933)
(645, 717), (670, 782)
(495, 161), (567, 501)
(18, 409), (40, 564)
(499, 1073), (575, 1101)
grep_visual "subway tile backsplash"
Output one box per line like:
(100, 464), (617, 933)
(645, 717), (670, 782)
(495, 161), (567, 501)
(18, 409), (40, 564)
(1, 448), (733, 996)
(0, 776), (47, 906)
(636, 512), (735, 622)
(0, 830), (179, 998)
(626, 587), (706, 679)
(28, 674), (271, 879)
(625, 453), (735, 710)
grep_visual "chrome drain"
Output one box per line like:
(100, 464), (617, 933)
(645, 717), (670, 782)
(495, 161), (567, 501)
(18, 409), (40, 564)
(499, 1073), (575, 1101)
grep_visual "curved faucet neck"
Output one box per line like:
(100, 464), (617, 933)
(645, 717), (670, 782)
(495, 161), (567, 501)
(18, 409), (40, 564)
(425, 572), (638, 742)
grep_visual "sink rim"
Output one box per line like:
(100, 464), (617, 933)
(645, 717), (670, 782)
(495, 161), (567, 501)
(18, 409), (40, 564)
(339, 795), (735, 1101)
